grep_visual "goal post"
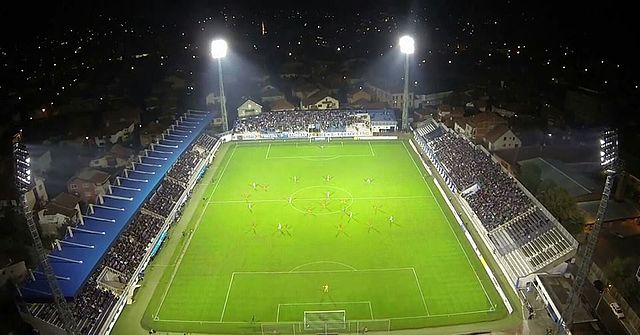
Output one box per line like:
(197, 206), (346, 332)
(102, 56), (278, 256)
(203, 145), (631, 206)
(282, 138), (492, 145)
(303, 310), (346, 331)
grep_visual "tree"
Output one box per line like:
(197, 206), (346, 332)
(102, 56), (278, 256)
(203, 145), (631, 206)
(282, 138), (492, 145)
(536, 181), (584, 234)
(604, 257), (640, 306)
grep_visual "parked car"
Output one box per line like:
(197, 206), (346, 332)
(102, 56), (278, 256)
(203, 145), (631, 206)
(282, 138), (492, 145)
(610, 302), (625, 319)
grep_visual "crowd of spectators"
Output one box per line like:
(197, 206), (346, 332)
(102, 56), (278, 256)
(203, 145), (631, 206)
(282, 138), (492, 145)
(168, 151), (201, 184)
(143, 180), (185, 218)
(28, 121), (220, 335)
(29, 272), (116, 335)
(102, 213), (165, 281)
(233, 110), (362, 134)
(194, 133), (217, 152)
(426, 131), (531, 230)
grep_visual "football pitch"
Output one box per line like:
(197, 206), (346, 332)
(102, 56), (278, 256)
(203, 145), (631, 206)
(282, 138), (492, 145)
(143, 140), (508, 333)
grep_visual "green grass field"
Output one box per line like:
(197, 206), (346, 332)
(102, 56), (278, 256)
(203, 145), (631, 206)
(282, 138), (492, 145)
(143, 140), (508, 333)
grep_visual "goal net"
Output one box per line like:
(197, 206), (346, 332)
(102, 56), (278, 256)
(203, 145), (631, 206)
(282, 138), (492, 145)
(303, 310), (346, 331)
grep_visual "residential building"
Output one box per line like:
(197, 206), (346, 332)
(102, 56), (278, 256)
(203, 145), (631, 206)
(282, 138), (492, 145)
(347, 89), (371, 105)
(140, 119), (171, 147)
(237, 99), (263, 118)
(28, 148), (52, 176)
(93, 107), (141, 147)
(483, 126), (522, 151)
(37, 193), (82, 236)
(89, 144), (135, 169)
(301, 91), (339, 110)
(260, 85), (286, 103)
(269, 98), (296, 112)
(67, 168), (110, 204)
(292, 81), (321, 100)
(462, 112), (508, 141)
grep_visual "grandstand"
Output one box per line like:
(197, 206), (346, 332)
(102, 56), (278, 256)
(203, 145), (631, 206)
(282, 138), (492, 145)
(231, 109), (390, 139)
(20, 108), (579, 334)
(414, 121), (578, 284)
(21, 110), (220, 335)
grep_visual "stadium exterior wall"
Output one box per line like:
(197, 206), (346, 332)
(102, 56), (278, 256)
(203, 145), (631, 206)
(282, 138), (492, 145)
(99, 139), (221, 335)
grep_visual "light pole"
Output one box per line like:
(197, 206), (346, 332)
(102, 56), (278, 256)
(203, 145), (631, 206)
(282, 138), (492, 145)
(211, 39), (229, 132)
(12, 131), (78, 334)
(399, 35), (415, 131)
(595, 284), (612, 310)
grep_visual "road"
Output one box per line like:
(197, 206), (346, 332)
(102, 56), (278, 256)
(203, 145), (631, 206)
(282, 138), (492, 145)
(583, 284), (633, 335)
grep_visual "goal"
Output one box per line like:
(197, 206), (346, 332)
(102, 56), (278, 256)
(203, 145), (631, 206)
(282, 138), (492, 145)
(303, 310), (346, 331)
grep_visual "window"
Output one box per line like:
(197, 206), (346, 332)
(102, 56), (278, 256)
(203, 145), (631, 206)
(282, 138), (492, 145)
(504, 136), (507, 140)
(70, 184), (77, 190)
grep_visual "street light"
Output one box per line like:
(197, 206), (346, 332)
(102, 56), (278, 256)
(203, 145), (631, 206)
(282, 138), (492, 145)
(211, 39), (229, 132)
(399, 35), (415, 131)
(595, 284), (612, 310)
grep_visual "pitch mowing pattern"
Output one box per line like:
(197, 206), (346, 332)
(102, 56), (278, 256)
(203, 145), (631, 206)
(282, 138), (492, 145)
(145, 140), (507, 333)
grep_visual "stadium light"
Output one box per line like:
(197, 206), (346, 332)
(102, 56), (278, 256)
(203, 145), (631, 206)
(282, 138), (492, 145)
(211, 38), (229, 131)
(599, 129), (618, 168)
(210, 39), (228, 59)
(398, 35), (415, 131)
(399, 35), (415, 54)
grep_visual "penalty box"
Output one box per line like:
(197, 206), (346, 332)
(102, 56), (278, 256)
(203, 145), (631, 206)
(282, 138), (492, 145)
(220, 268), (430, 322)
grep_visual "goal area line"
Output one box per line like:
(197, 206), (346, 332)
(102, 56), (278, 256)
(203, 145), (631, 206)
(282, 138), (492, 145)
(277, 302), (372, 322)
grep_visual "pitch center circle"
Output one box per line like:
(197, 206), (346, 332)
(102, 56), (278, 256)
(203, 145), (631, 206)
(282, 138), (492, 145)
(289, 185), (354, 216)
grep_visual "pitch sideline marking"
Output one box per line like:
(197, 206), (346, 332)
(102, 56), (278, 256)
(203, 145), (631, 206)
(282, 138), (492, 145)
(154, 144), (238, 319)
(157, 307), (492, 324)
(368, 141), (375, 156)
(401, 141), (494, 308)
(410, 267), (430, 315)
(265, 143), (272, 159)
(219, 272), (236, 321)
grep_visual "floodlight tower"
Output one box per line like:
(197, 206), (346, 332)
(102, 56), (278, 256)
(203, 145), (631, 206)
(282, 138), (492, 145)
(12, 131), (77, 334)
(557, 129), (618, 335)
(399, 35), (415, 131)
(211, 39), (229, 132)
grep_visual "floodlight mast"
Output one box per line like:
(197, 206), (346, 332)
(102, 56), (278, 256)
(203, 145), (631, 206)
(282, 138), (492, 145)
(557, 129), (618, 335)
(12, 131), (78, 335)
(399, 35), (414, 131)
(211, 39), (229, 132)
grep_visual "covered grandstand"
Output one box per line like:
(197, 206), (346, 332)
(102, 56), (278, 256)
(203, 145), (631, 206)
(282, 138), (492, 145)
(414, 121), (578, 288)
(21, 110), (219, 334)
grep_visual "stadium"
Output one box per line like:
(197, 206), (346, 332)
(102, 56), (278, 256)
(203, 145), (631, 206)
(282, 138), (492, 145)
(16, 107), (578, 335)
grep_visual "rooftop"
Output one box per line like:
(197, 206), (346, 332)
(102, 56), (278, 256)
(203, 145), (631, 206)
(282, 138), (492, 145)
(73, 168), (110, 184)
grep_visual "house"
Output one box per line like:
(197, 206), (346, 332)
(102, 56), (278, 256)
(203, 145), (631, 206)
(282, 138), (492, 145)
(301, 91), (339, 110)
(347, 89), (371, 105)
(93, 107), (141, 147)
(291, 80), (321, 100)
(279, 62), (308, 79)
(237, 99), (263, 118)
(0, 259), (27, 288)
(483, 125), (522, 151)
(28, 148), (52, 176)
(37, 193), (83, 236)
(463, 112), (508, 141)
(260, 85), (286, 103)
(269, 98), (296, 112)
(89, 144), (136, 169)
(67, 168), (111, 204)
(140, 119), (171, 147)
(206, 93), (221, 105)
